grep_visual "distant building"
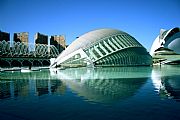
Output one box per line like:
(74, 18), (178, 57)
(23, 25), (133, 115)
(151, 27), (180, 55)
(50, 35), (66, 53)
(34, 32), (48, 45)
(0, 30), (10, 42)
(14, 32), (28, 45)
(150, 27), (180, 65)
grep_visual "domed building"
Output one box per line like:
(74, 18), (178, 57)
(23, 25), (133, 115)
(150, 27), (180, 64)
(51, 28), (152, 68)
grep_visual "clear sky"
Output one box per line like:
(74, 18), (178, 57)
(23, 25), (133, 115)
(1, 0), (180, 51)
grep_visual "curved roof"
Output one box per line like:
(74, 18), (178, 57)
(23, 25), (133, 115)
(150, 27), (180, 55)
(56, 28), (129, 60)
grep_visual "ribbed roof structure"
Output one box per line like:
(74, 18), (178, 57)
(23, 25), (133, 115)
(51, 28), (152, 67)
(58, 29), (126, 59)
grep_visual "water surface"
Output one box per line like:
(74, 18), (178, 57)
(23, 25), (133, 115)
(0, 66), (180, 120)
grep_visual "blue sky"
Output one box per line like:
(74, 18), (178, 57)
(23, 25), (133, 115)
(1, 0), (180, 51)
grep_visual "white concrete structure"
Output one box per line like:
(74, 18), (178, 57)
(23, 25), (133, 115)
(150, 27), (180, 65)
(150, 27), (180, 56)
(51, 28), (152, 68)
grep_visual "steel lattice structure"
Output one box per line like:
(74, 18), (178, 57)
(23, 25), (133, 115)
(0, 40), (59, 58)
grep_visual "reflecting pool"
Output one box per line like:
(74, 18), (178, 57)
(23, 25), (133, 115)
(0, 66), (180, 120)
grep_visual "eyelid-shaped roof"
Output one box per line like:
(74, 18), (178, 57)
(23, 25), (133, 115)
(56, 28), (127, 60)
(51, 28), (152, 68)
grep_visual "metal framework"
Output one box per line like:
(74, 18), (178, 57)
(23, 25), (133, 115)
(0, 40), (59, 67)
(0, 40), (59, 58)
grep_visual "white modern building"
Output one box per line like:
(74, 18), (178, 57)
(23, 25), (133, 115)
(150, 27), (180, 64)
(51, 28), (152, 68)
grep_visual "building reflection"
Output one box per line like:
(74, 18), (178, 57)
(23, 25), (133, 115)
(52, 67), (151, 104)
(151, 66), (180, 102)
(0, 79), (29, 99)
(36, 79), (66, 96)
(1, 66), (180, 103)
(0, 70), (66, 99)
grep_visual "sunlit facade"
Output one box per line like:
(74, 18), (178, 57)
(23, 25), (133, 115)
(50, 35), (66, 53)
(150, 27), (180, 64)
(150, 27), (180, 55)
(51, 28), (152, 67)
(14, 32), (29, 46)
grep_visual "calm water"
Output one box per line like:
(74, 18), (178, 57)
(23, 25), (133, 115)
(0, 66), (180, 120)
